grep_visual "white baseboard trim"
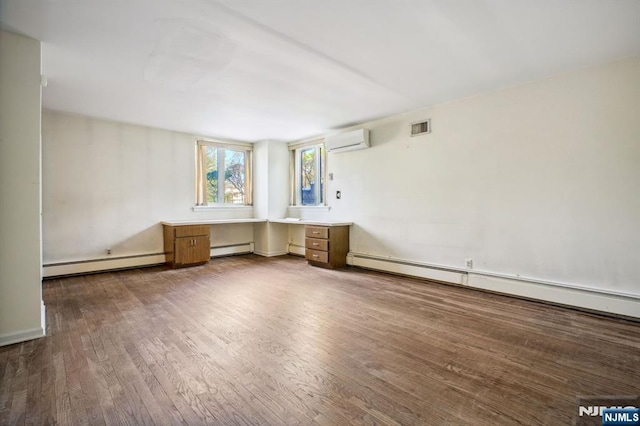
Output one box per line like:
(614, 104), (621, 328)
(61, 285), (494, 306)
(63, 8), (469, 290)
(210, 243), (253, 258)
(348, 253), (466, 285)
(288, 243), (305, 256)
(254, 249), (289, 257)
(0, 326), (45, 347)
(43, 253), (166, 277)
(43, 243), (256, 278)
(41, 300), (46, 335)
(467, 274), (640, 319)
(347, 253), (640, 319)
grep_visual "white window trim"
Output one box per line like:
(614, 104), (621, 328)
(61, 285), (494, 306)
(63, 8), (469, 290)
(192, 205), (254, 212)
(196, 140), (253, 207)
(288, 139), (326, 207)
(287, 206), (331, 214)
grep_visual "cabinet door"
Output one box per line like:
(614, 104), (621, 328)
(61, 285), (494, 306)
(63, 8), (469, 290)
(192, 235), (211, 263)
(175, 236), (210, 265)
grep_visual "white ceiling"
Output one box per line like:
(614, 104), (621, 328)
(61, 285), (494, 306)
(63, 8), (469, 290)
(2, 1), (640, 143)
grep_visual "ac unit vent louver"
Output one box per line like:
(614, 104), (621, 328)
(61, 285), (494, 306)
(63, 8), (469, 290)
(411, 119), (431, 136)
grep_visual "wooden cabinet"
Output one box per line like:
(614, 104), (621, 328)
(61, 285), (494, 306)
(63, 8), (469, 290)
(163, 224), (211, 268)
(305, 225), (349, 269)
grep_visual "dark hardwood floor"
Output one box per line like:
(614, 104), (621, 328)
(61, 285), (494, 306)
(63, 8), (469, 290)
(1, 254), (638, 425)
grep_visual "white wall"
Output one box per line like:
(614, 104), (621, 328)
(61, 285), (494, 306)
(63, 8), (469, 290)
(0, 31), (45, 345)
(253, 140), (289, 256)
(288, 57), (640, 317)
(42, 111), (255, 275)
(39, 56), (640, 317)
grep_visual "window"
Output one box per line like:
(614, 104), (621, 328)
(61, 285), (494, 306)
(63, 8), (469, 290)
(290, 140), (325, 206)
(196, 140), (252, 206)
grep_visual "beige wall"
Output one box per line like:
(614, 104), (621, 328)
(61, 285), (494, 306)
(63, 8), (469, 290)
(253, 140), (289, 256)
(41, 111), (256, 275)
(288, 57), (640, 317)
(38, 55), (640, 318)
(0, 31), (45, 345)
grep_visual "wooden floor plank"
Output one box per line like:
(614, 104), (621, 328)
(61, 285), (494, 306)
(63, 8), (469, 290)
(1, 254), (639, 425)
(38, 332), (56, 425)
(0, 345), (19, 421)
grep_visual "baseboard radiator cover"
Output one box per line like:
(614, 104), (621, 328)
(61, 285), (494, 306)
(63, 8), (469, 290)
(210, 242), (254, 258)
(347, 252), (640, 319)
(43, 243), (254, 278)
(287, 243), (305, 257)
(253, 249), (289, 257)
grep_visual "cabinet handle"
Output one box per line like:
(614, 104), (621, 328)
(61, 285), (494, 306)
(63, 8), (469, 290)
(312, 254), (319, 258)
(312, 231), (320, 234)
(312, 243), (319, 246)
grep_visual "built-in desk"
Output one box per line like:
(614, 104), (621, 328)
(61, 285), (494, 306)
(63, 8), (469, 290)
(269, 219), (353, 269)
(161, 218), (352, 269)
(161, 219), (267, 226)
(269, 219), (353, 227)
(161, 219), (267, 268)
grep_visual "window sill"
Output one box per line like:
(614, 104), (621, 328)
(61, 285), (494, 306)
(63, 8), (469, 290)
(192, 205), (254, 212)
(288, 205), (331, 211)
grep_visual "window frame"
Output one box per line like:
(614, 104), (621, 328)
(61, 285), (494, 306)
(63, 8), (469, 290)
(195, 140), (253, 207)
(289, 139), (326, 207)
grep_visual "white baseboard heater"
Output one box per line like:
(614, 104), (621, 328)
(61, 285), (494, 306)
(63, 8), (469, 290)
(43, 242), (254, 278)
(347, 252), (640, 320)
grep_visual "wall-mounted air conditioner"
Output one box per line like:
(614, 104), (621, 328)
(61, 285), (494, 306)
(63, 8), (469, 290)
(324, 128), (369, 153)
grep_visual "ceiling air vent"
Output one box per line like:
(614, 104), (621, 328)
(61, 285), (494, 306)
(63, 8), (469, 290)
(410, 119), (431, 137)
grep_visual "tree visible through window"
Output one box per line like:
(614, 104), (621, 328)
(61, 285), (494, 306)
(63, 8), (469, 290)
(196, 141), (252, 206)
(292, 142), (324, 206)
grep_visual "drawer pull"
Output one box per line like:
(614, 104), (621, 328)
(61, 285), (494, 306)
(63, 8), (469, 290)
(312, 231), (320, 234)
(312, 243), (319, 246)
(312, 254), (319, 258)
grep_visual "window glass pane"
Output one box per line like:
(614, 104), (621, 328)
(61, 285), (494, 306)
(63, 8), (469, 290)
(319, 146), (324, 205)
(224, 150), (246, 204)
(205, 147), (218, 204)
(197, 141), (252, 206)
(300, 147), (317, 205)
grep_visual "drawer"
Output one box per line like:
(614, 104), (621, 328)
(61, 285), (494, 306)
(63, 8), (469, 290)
(305, 249), (329, 264)
(305, 226), (329, 239)
(305, 238), (329, 251)
(174, 225), (210, 238)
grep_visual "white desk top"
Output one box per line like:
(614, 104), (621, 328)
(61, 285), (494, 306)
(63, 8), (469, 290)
(161, 218), (267, 226)
(269, 218), (353, 226)
(161, 218), (352, 227)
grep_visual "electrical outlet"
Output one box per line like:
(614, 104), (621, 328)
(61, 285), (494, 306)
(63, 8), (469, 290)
(107, 249), (112, 255)
(465, 258), (473, 269)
